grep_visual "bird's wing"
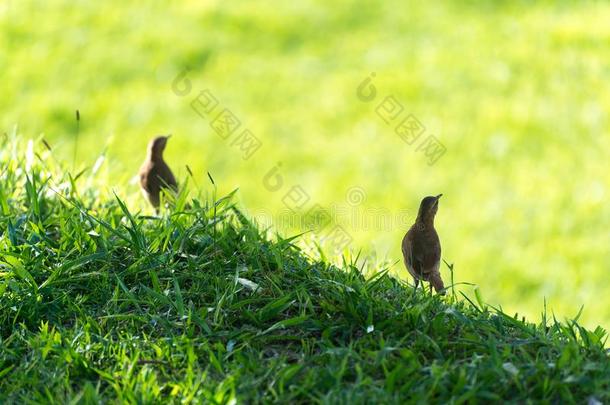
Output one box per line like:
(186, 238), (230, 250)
(410, 243), (426, 277)
(427, 233), (441, 272)
(402, 231), (418, 278)
(139, 163), (157, 193)
(410, 232), (441, 278)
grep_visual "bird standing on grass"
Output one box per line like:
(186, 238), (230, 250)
(139, 135), (177, 211)
(402, 194), (445, 294)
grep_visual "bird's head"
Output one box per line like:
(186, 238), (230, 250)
(417, 194), (442, 222)
(148, 135), (171, 159)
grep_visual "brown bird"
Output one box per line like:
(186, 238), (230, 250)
(139, 135), (177, 211)
(402, 194), (445, 294)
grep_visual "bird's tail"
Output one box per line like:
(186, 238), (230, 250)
(429, 272), (445, 294)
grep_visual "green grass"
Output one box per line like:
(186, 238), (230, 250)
(2, 0), (610, 331)
(2, 136), (609, 403)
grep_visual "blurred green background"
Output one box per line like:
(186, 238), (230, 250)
(1, 0), (609, 330)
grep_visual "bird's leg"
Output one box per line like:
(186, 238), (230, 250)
(411, 278), (419, 298)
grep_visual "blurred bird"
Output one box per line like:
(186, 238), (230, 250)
(139, 135), (177, 211)
(402, 194), (445, 294)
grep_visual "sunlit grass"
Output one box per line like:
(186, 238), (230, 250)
(1, 135), (609, 403)
(1, 0), (609, 331)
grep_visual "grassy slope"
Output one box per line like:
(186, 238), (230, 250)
(3, 0), (610, 329)
(1, 140), (609, 403)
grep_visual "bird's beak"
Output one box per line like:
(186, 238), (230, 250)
(435, 194), (443, 200)
(165, 134), (172, 140)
